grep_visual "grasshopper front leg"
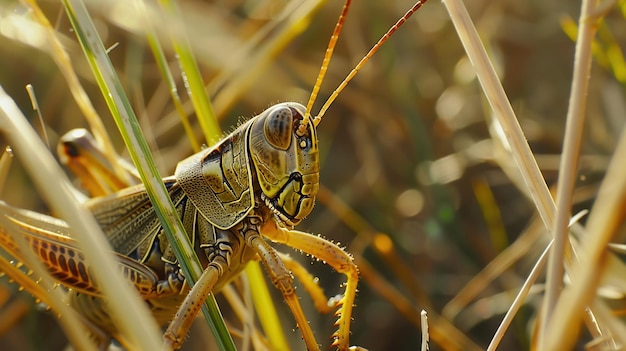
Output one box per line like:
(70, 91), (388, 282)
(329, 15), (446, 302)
(261, 219), (361, 351)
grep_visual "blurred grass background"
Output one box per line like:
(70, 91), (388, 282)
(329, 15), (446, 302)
(0, 0), (625, 350)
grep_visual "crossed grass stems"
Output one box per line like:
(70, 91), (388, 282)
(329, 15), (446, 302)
(1, 0), (626, 350)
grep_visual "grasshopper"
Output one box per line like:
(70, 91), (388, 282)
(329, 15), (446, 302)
(0, 0), (429, 349)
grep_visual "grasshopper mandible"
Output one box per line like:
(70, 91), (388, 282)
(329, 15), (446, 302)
(0, 0), (430, 349)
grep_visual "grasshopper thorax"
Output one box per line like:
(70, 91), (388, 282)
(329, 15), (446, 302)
(249, 102), (319, 226)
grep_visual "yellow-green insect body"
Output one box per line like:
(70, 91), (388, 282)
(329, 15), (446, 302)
(176, 102), (319, 229)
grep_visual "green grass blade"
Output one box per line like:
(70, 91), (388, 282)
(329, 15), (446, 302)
(244, 261), (289, 350)
(142, 18), (201, 152)
(61, 0), (236, 350)
(157, 0), (222, 146)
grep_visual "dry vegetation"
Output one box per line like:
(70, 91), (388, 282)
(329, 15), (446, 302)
(0, 0), (625, 350)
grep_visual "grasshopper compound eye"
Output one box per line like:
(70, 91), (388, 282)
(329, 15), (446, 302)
(263, 105), (294, 150)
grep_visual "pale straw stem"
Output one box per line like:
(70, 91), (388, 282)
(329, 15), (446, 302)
(540, 0), (599, 343)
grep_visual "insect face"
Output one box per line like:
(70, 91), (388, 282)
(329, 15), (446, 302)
(248, 102), (319, 226)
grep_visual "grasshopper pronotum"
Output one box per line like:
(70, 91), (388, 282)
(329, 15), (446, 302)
(0, 0), (430, 350)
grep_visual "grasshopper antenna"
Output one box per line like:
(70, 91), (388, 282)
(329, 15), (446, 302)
(300, 0), (352, 134)
(313, 0), (429, 127)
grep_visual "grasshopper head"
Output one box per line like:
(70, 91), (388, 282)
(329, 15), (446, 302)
(249, 102), (320, 226)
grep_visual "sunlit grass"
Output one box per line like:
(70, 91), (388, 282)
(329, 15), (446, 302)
(0, 0), (625, 350)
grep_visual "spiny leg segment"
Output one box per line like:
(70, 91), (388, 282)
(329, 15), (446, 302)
(277, 251), (337, 314)
(261, 220), (360, 351)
